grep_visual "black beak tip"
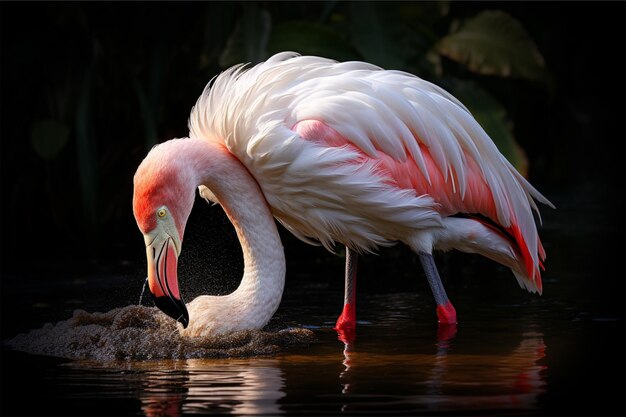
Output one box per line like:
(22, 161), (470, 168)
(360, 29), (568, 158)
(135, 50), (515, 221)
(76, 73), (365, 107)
(151, 294), (190, 328)
(179, 311), (189, 329)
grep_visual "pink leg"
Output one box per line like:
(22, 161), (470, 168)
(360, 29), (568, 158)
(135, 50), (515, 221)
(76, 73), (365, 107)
(335, 247), (358, 338)
(418, 252), (458, 324)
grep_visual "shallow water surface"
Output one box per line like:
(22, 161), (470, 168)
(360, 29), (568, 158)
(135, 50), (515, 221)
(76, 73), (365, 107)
(2, 193), (624, 416)
(3, 285), (623, 416)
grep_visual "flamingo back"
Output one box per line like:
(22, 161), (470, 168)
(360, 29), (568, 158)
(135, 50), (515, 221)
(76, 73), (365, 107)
(188, 52), (553, 292)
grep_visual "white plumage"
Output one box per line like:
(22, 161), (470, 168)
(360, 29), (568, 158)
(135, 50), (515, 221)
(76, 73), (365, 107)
(189, 52), (553, 293)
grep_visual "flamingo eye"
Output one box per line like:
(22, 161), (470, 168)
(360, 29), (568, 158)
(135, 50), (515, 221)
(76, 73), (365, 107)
(157, 208), (167, 218)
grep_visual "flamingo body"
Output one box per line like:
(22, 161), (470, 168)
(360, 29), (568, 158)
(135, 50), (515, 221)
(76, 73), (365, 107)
(133, 52), (553, 337)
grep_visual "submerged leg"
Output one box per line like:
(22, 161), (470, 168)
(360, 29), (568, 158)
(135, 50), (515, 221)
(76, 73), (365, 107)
(335, 246), (358, 332)
(418, 252), (457, 324)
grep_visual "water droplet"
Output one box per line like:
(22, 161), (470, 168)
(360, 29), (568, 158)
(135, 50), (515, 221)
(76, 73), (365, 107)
(138, 277), (148, 306)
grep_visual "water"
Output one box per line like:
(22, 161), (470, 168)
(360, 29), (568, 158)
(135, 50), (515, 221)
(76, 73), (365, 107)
(3, 300), (546, 415)
(2, 287), (623, 416)
(2, 190), (624, 416)
(139, 277), (148, 306)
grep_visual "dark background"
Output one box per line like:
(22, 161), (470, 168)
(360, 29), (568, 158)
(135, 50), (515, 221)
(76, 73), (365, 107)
(0, 0), (624, 406)
(1, 1), (623, 270)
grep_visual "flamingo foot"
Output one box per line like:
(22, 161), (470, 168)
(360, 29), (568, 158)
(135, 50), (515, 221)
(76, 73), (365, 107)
(436, 302), (457, 342)
(436, 301), (457, 324)
(334, 303), (356, 331)
(334, 303), (356, 344)
(437, 323), (458, 342)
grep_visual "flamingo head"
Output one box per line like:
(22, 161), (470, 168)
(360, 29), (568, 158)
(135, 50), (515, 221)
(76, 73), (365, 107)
(132, 140), (197, 328)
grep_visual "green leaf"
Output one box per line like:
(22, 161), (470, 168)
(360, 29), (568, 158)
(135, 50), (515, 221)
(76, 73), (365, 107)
(442, 79), (529, 176)
(30, 119), (70, 160)
(268, 21), (360, 62)
(435, 10), (545, 80)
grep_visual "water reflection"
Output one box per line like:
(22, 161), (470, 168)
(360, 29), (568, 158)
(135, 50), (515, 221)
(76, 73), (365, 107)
(426, 331), (546, 412)
(339, 339), (354, 396)
(57, 323), (547, 416)
(425, 324), (457, 398)
(138, 359), (284, 416)
(130, 330), (547, 416)
(335, 328), (546, 414)
(142, 368), (187, 417)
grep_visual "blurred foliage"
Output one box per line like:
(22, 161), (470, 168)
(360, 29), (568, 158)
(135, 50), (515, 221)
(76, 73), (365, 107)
(2, 2), (559, 267)
(435, 10), (546, 80)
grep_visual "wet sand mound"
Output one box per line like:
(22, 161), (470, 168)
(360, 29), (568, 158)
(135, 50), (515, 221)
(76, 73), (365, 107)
(6, 305), (316, 361)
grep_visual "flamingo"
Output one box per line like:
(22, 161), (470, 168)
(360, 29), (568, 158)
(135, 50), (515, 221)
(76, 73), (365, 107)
(132, 52), (553, 338)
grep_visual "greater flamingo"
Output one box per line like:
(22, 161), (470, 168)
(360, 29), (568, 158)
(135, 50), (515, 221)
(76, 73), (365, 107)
(132, 52), (553, 338)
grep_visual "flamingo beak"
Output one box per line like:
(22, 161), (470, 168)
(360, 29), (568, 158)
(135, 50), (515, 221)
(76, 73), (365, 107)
(146, 233), (189, 328)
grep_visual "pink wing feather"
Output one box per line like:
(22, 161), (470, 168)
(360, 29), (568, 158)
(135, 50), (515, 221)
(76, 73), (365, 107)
(293, 115), (546, 289)
(189, 52), (553, 292)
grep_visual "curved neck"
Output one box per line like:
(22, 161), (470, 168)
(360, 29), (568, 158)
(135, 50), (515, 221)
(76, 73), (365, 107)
(188, 138), (286, 328)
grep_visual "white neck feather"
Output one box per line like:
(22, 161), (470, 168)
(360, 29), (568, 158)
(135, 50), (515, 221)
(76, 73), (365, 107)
(180, 139), (286, 337)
